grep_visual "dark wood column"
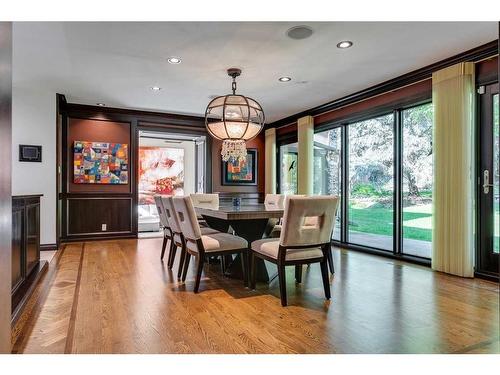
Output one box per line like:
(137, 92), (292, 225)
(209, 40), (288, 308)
(0, 22), (12, 353)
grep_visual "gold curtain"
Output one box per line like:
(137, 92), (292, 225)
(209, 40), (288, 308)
(264, 128), (277, 194)
(297, 115), (314, 195)
(431, 62), (475, 277)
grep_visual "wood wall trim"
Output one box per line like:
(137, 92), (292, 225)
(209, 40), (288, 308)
(314, 79), (432, 128)
(40, 244), (58, 251)
(58, 100), (210, 242)
(268, 40), (498, 129)
(62, 103), (205, 128)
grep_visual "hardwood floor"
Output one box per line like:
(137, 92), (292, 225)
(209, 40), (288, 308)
(12, 238), (500, 354)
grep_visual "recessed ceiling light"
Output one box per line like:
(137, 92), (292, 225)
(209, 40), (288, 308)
(337, 41), (353, 49)
(151, 86), (162, 91)
(167, 57), (181, 64)
(286, 26), (313, 40)
(279, 77), (292, 82)
(97, 103), (105, 107)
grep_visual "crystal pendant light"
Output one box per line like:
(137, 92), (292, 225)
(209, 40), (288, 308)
(204, 68), (265, 162)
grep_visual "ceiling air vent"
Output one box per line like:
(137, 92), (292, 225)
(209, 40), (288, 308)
(286, 26), (313, 40)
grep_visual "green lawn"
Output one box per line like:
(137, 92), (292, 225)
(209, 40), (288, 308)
(348, 200), (500, 249)
(349, 202), (432, 242)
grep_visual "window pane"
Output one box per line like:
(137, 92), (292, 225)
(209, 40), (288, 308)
(314, 128), (341, 240)
(348, 114), (394, 251)
(279, 143), (298, 195)
(402, 104), (433, 258)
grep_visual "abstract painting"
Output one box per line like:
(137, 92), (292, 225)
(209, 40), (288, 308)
(138, 147), (185, 205)
(73, 141), (128, 184)
(221, 148), (257, 185)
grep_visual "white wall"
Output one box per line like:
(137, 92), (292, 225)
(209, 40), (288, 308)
(138, 138), (196, 194)
(11, 87), (56, 245)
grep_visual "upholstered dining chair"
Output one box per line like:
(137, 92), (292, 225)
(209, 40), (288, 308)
(162, 196), (218, 277)
(190, 193), (220, 209)
(153, 195), (173, 262)
(267, 194), (303, 239)
(173, 196), (249, 293)
(264, 193), (284, 238)
(268, 194), (335, 275)
(250, 195), (339, 306)
(190, 193), (219, 227)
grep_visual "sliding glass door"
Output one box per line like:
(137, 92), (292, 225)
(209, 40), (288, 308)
(280, 105), (434, 260)
(401, 104), (433, 258)
(347, 114), (394, 251)
(313, 128), (342, 240)
(478, 83), (499, 276)
(279, 143), (298, 195)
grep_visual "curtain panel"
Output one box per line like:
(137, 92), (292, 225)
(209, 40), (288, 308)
(431, 62), (475, 277)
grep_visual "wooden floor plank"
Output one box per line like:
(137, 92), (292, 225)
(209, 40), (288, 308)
(16, 244), (83, 354)
(17, 238), (500, 354)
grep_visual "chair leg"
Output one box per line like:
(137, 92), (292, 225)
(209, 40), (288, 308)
(193, 255), (204, 293)
(327, 247), (334, 274)
(295, 265), (303, 283)
(220, 255), (226, 275)
(240, 251), (249, 287)
(177, 247), (186, 279)
(277, 265), (287, 307)
(167, 240), (177, 270)
(160, 236), (168, 260)
(250, 252), (257, 289)
(320, 260), (331, 300)
(182, 253), (191, 282)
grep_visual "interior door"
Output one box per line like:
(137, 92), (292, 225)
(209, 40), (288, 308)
(478, 83), (499, 276)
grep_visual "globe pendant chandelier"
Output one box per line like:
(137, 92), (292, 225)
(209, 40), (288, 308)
(205, 68), (265, 162)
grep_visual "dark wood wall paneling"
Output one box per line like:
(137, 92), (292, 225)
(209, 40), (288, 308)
(59, 102), (208, 242)
(271, 41), (498, 139)
(0, 22), (12, 353)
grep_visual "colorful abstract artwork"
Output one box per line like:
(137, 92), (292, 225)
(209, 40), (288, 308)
(221, 148), (257, 185)
(73, 141), (128, 184)
(138, 147), (184, 205)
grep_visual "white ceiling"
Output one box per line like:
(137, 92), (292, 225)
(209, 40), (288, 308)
(13, 22), (497, 123)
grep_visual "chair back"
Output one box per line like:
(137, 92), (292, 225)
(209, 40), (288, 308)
(173, 196), (202, 240)
(161, 196), (182, 234)
(153, 195), (169, 229)
(190, 193), (219, 210)
(264, 194), (284, 209)
(280, 196), (339, 247)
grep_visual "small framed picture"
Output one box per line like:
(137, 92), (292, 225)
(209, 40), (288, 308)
(221, 148), (257, 186)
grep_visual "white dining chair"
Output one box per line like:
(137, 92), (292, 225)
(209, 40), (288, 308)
(264, 194), (285, 209)
(173, 196), (249, 293)
(190, 193), (219, 210)
(268, 194), (304, 238)
(190, 193), (219, 227)
(162, 196), (219, 277)
(250, 195), (339, 306)
(153, 195), (173, 261)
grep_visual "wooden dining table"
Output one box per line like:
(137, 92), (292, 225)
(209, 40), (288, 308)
(195, 204), (283, 282)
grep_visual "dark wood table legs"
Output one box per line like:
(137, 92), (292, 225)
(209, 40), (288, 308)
(202, 215), (273, 282)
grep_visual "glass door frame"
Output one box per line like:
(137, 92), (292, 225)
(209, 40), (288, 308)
(276, 133), (298, 195)
(477, 82), (499, 278)
(277, 101), (432, 266)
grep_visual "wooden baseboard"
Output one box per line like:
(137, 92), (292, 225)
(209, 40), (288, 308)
(40, 243), (58, 251)
(61, 233), (137, 243)
(11, 260), (48, 325)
